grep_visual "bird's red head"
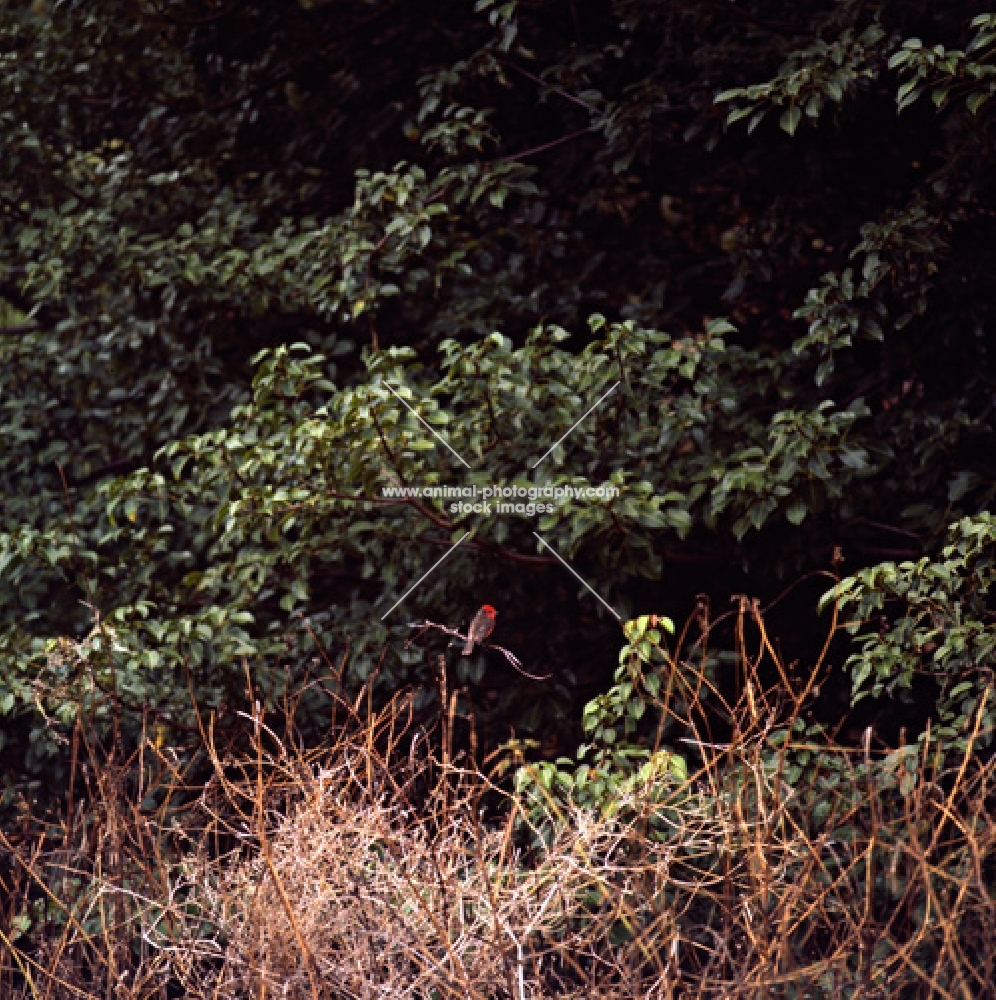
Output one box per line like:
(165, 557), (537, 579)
(481, 604), (497, 618)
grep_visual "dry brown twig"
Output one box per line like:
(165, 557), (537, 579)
(405, 617), (551, 681)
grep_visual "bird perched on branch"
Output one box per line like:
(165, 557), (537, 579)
(463, 604), (496, 655)
(405, 606), (549, 680)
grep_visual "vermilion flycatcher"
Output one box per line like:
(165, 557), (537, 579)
(462, 604), (497, 655)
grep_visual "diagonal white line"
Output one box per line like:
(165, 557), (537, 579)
(530, 380), (621, 469)
(384, 381), (472, 469)
(532, 531), (621, 620)
(380, 531), (471, 620)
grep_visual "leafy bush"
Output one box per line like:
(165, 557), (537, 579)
(824, 512), (996, 751)
(4, 2), (996, 783)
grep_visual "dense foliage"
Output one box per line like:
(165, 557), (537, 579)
(2, 0), (995, 790)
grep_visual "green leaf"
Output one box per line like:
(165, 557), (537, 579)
(779, 104), (802, 135)
(785, 501), (808, 525)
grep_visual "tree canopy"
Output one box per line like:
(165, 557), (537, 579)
(2, 0), (996, 783)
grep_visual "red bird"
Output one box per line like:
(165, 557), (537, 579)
(463, 604), (497, 655)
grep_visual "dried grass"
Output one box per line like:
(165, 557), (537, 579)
(2, 605), (995, 999)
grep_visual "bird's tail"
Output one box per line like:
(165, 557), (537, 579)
(462, 636), (474, 656)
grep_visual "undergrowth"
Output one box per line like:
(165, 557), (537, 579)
(1, 598), (994, 999)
